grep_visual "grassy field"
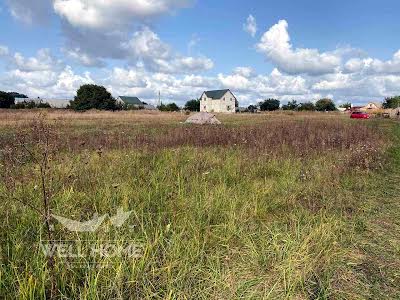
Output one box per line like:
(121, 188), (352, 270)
(0, 110), (399, 299)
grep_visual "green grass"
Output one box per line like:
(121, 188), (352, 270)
(0, 112), (399, 299)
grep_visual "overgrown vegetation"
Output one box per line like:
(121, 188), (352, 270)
(0, 110), (398, 299)
(158, 102), (180, 112)
(383, 95), (400, 109)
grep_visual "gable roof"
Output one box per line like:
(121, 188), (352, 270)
(365, 102), (382, 108)
(203, 89), (232, 100)
(119, 96), (143, 105)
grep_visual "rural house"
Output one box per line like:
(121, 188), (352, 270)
(362, 102), (382, 110)
(200, 89), (237, 113)
(116, 96), (156, 110)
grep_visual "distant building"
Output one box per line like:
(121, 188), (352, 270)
(362, 102), (382, 110)
(116, 96), (157, 110)
(14, 97), (70, 108)
(200, 89), (237, 114)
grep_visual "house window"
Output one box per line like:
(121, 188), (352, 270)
(223, 97), (225, 101)
(204, 106), (206, 110)
(227, 106), (231, 111)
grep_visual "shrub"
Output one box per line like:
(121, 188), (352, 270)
(13, 100), (51, 109)
(158, 103), (180, 112)
(184, 99), (200, 112)
(0, 91), (15, 108)
(315, 98), (336, 111)
(259, 99), (280, 111)
(282, 100), (299, 111)
(298, 102), (316, 111)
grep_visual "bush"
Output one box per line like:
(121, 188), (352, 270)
(259, 99), (280, 111)
(158, 103), (180, 112)
(184, 99), (200, 112)
(0, 91), (15, 108)
(315, 98), (336, 111)
(69, 84), (118, 111)
(282, 100), (299, 111)
(13, 100), (51, 109)
(298, 102), (316, 111)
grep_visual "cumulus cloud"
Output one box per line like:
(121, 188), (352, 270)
(233, 67), (255, 78)
(256, 20), (341, 75)
(63, 48), (106, 67)
(123, 27), (213, 73)
(243, 15), (257, 37)
(344, 50), (400, 74)
(1, 66), (93, 98)
(13, 49), (63, 72)
(53, 0), (192, 29)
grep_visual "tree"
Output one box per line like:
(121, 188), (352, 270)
(184, 99), (200, 111)
(339, 102), (352, 109)
(8, 92), (28, 98)
(0, 91), (15, 108)
(298, 102), (316, 111)
(383, 96), (400, 109)
(259, 99), (280, 111)
(282, 100), (299, 110)
(69, 84), (118, 111)
(247, 105), (258, 113)
(315, 98), (336, 111)
(158, 102), (180, 112)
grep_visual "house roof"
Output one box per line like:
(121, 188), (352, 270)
(365, 102), (382, 108)
(119, 96), (143, 105)
(203, 89), (232, 100)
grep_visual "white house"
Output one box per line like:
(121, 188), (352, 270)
(200, 89), (237, 113)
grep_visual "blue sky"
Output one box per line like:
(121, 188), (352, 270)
(1, 0), (400, 106)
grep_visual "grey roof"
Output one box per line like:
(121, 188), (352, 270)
(203, 89), (231, 100)
(119, 96), (143, 105)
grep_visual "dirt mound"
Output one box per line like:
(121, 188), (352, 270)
(185, 112), (221, 125)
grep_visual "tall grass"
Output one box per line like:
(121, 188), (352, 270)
(0, 111), (393, 299)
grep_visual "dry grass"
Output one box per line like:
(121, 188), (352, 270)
(0, 110), (397, 299)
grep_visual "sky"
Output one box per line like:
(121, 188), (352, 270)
(1, 0), (400, 107)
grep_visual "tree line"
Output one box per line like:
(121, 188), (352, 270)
(2, 84), (400, 111)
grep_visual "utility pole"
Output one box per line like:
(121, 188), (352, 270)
(158, 91), (161, 107)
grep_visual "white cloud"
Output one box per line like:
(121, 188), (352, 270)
(123, 27), (213, 74)
(218, 73), (251, 91)
(312, 73), (352, 91)
(256, 20), (341, 75)
(53, 0), (192, 29)
(108, 68), (148, 88)
(2, 66), (93, 98)
(243, 15), (257, 37)
(54, 66), (93, 95)
(233, 67), (254, 78)
(344, 50), (400, 74)
(13, 49), (63, 72)
(63, 48), (105, 67)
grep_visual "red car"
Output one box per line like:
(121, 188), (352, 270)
(350, 111), (370, 119)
